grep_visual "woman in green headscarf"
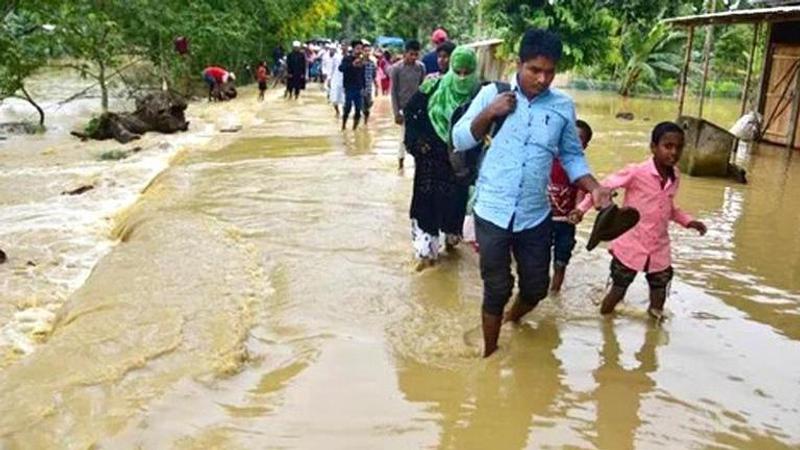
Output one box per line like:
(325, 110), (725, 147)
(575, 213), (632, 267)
(422, 46), (479, 142)
(403, 46), (479, 269)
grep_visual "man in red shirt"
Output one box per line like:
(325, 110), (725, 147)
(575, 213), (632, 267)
(202, 66), (235, 101)
(547, 119), (592, 292)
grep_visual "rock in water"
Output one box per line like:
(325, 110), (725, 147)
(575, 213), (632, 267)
(0, 122), (41, 135)
(217, 82), (237, 101)
(62, 185), (94, 196)
(615, 112), (635, 121)
(218, 113), (242, 132)
(0, 249), (6, 264)
(72, 91), (190, 143)
(728, 164), (748, 184)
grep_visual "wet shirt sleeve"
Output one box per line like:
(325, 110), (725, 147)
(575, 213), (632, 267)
(671, 203), (695, 227)
(558, 103), (591, 183)
(452, 84), (497, 152)
(577, 164), (637, 213)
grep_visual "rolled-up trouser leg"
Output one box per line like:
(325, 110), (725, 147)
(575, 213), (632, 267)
(475, 215), (514, 316)
(513, 217), (553, 308)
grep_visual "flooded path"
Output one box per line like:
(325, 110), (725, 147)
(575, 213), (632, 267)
(1, 86), (799, 449)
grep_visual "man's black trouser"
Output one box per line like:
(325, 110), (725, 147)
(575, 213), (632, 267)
(475, 214), (552, 316)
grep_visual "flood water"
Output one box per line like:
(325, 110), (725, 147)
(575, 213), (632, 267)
(1, 85), (799, 449)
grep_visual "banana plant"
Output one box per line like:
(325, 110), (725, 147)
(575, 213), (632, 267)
(618, 22), (685, 96)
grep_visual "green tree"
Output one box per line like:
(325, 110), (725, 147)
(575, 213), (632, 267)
(52, 2), (129, 112)
(482, 0), (617, 70)
(617, 23), (685, 96)
(331, 0), (476, 44)
(0, 7), (52, 126)
(712, 24), (754, 80)
(118, 0), (337, 91)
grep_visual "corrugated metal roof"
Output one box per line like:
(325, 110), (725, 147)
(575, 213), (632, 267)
(663, 5), (800, 26)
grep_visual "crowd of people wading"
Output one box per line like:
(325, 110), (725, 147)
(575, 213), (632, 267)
(201, 27), (708, 358)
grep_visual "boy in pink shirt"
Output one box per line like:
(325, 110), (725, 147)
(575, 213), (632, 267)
(574, 121), (707, 319)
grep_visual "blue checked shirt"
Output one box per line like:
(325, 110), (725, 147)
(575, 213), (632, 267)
(363, 60), (376, 88)
(452, 76), (591, 232)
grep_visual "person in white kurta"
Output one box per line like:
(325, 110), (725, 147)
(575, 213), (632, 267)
(327, 47), (345, 116)
(321, 46), (335, 83)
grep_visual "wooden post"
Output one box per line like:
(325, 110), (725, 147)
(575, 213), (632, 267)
(731, 22), (763, 161)
(697, 2), (717, 118)
(740, 22), (761, 115)
(756, 22), (774, 116)
(678, 26), (695, 117)
(787, 64), (800, 149)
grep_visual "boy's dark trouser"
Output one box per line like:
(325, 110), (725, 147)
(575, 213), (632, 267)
(609, 257), (673, 291)
(552, 221), (577, 268)
(343, 88), (363, 122)
(475, 215), (552, 316)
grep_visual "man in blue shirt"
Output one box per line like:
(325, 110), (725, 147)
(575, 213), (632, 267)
(422, 28), (448, 74)
(452, 29), (612, 357)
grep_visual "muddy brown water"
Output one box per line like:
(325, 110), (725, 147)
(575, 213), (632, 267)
(1, 86), (799, 449)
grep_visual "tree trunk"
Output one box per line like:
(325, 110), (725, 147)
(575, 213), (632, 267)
(99, 61), (109, 112)
(619, 69), (637, 97)
(19, 84), (45, 126)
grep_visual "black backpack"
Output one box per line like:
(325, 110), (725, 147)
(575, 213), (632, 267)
(448, 81), (511, 185)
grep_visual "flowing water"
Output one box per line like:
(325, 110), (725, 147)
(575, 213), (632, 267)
(0, 84), (798, 449)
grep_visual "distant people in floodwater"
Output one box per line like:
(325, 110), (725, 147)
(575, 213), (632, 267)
(285, 41), (307, 100)
(272, 45), (284, 77)
(451, 28), (612, 358)
(202, 66), (236, 102)
(361, 43), (379, 124)
(321, 45), (336, 84)
(256, 61), (269, 101)
(339, 39), (367, 130)
(575, 121), (707, 321)
(422, 28), (449, 74)
(405, 46), (479, 269)
(425, 40), (456, 81)
(376, 49), (392, 96)
(327, 45), (345, 117)
(391, 39), (426, 170)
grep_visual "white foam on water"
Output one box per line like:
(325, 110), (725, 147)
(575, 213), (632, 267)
(0, 124), (216, 356)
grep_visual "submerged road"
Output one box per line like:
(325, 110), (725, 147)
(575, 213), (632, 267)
(1, 86), (799, 449)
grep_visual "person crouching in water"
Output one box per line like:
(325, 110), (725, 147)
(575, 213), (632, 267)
(203, 66), (235, 101)
(574, 121), (707, 319)
(405, 46), (480, 270)
(548, 119), (592, 293)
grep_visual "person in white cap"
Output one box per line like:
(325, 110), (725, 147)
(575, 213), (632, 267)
(285, 40), (307, 99)
(327, 44), (345, 116)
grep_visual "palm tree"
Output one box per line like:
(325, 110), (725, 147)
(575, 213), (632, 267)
(618, 22), (685, 96)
